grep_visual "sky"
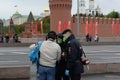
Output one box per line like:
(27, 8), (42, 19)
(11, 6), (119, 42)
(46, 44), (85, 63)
(0, 0), (120, 19)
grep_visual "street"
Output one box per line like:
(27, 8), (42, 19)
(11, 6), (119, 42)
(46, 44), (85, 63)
(0, 45), (120, 80)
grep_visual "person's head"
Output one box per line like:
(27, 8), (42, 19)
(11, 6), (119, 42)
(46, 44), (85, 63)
(47, 31), (56, 40)
(56, 33), (63, 44)
(62, 29), (72, 38)
(62, 29), (73, 42)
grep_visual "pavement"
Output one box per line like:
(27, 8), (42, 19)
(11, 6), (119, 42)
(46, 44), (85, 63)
(1, 41), (120, 47)
(0, 45), (120, 79)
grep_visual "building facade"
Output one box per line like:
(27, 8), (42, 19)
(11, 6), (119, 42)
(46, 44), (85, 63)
(79, 0), (101, 16)
(0, 19), (3, 34)
(49, 0), (72, 32)
(4, 11), (41, 26)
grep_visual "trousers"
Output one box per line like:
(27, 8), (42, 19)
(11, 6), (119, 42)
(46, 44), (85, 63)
(38, 65), (55, 80)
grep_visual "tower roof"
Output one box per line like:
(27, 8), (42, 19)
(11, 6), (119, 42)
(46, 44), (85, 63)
(10, 18), (14, 25)
(12, 11), (22, 18)
(27, 12), (35, 23)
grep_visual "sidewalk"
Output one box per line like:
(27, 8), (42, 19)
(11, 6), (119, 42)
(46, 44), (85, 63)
(30, 65), (120, 80)
(1, 41), (120, 47)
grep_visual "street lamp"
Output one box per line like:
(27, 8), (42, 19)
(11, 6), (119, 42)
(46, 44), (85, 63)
(77, 0), (80, 41)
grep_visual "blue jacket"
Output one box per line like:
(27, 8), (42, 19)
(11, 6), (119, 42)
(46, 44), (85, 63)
(28, 41), (43, 64)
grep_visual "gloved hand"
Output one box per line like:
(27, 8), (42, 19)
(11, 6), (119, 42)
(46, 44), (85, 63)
(65, 69), (69, 76)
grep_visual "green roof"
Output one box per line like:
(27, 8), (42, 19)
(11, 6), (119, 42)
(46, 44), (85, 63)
(12, 11), (22, 18)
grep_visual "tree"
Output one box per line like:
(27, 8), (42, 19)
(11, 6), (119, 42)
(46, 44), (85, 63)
(3, 24), (25, 35)
(42, 16), (50, 33)
(106, 11), (119, 18)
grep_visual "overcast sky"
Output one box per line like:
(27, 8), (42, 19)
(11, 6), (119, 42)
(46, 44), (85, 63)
(0, 0), (120, 19)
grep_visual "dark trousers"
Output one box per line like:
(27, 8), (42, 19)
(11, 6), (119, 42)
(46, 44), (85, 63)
(70, 72), (81, 80)
(55, 61), (69, 80)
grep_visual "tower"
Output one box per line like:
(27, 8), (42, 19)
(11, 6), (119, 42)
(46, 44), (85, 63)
(89, 0), (94, 9)
(80, 0), (86, 14)
(25, 12), (37, 35)
(49, 0), (72, 32)
(8, 18), (15, 37)
(0, 19), (3, 34)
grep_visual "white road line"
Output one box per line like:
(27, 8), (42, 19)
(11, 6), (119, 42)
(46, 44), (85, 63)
(101, 57), (120, 59)
(0, 53), (4, 55)
(12, 52), (28, 54)
(0, 52), (28, 55)
(86, 50), (120, 53)
(0, 61), (19, 63)
(87, 53), (120, 55)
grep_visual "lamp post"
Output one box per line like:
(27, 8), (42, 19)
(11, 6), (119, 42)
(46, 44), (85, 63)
(77, 0), (80, 41)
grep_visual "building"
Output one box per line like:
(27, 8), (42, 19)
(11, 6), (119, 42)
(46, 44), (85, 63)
(40, 7), (50, 18)
(49, 0), (72, 32)
(0, 19), (3, 34)
(80, 0), (86, 14)
(80, 0), (101, 16)
(9, 18), (15, 37)
(4, 11), (41, 26)
(49, 0), (120, 41)
(20, 12), (39, 38)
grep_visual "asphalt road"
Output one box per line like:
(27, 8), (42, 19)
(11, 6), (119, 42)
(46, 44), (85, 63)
(0, 45), (120, 80)
(0, 47), (30, 66)
(0, 45), (120, 66)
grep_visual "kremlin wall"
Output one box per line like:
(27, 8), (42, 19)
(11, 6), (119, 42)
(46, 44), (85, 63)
(72, 17), (120, 37)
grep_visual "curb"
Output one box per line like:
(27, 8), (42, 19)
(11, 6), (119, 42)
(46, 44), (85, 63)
(0, 63), (120, 79)
(0, 65), (30, 79)
(84, 63), (120, 74)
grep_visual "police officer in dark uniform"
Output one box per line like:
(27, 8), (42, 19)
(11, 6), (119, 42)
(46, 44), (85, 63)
(62, 29), (84, 80)
(55, 33), (69, 80)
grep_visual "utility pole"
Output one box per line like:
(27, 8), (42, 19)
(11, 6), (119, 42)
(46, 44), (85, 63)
(77, 0), (80, 41)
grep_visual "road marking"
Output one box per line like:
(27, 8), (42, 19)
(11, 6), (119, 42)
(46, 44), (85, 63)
(0, 53), (4, 55)
(87, 53), (120, 56)
(101, 57), (120, 59)
(0, 52), (28, 55)
(0, 61), (19, 63)
(12, 52), (28, 54)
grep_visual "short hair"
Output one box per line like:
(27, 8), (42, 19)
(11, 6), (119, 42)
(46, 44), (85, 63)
(57, 33), (63, 39)
(62, 29), (72, 34)
(47, 31), (56, 40)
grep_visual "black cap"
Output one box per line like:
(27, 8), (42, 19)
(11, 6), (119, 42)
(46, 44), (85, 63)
(62, 29), (72, 34)
(57, 33), (63, 39)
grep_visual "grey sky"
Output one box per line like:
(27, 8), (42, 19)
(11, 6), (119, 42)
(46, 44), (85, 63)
(0, 0), (120, 19)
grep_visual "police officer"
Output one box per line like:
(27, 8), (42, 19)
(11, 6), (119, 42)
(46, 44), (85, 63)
(62, 29), (84, 80)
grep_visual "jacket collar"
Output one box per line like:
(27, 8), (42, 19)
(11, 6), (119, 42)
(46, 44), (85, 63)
(66, 34), (75, 43)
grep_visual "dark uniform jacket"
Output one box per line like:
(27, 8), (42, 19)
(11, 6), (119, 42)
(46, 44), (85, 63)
(66, 34), (84, 74)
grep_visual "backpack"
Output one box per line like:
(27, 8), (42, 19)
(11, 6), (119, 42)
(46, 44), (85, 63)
(28, 41), (43, 64)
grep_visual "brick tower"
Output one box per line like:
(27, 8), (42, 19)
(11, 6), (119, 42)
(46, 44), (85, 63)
(0, 19), (3, 34)
(49, 0), (72, 33)
(9, 18), (15, 37)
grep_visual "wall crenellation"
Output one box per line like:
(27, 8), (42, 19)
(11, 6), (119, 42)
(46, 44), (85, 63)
(72, 17), (120, 24)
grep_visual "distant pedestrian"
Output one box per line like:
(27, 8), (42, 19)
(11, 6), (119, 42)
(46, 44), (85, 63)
(89, 35), (92, 42)
(13, 34), (19, 43)
(5, 34), (9, 43)
(94, 34), (99, 43)
(86, 33), (90, 42)
(0, 34), (4, 43)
